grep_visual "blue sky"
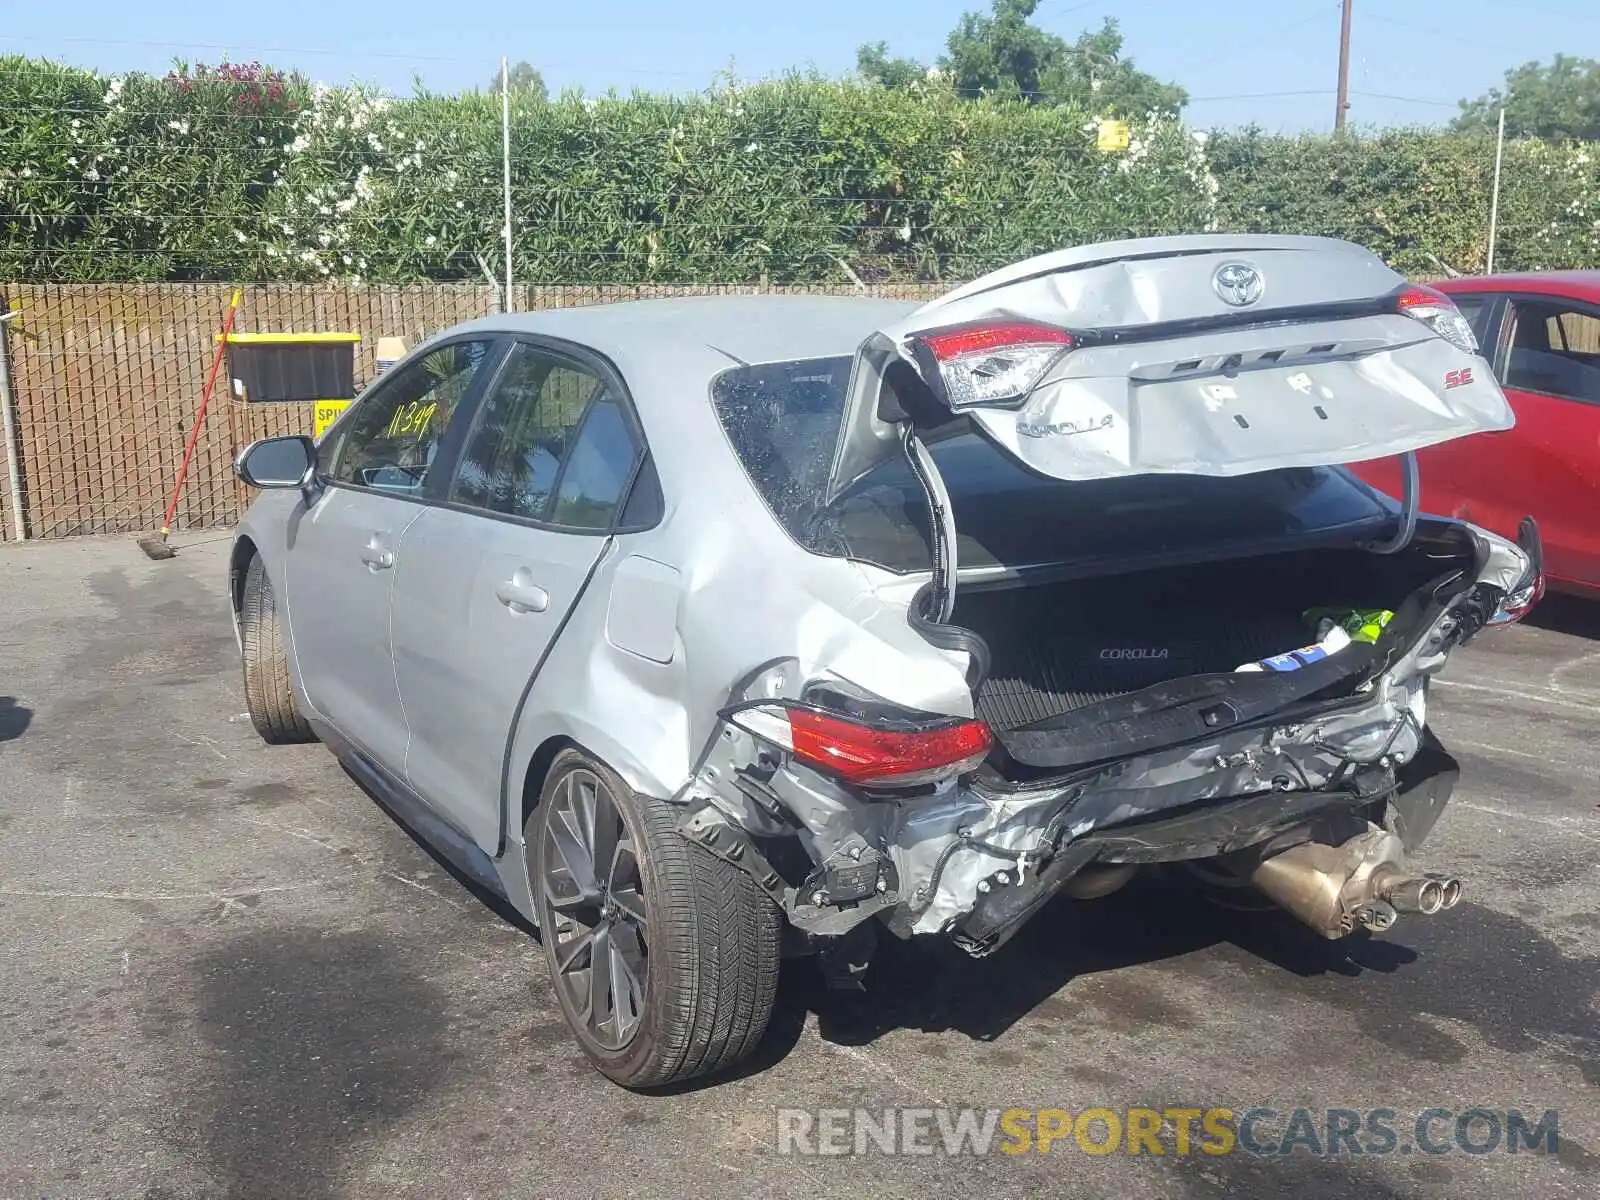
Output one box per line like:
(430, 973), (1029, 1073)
(2, 0), (1595, 132)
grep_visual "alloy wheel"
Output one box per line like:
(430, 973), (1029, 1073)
(538, 768), (650, 1050)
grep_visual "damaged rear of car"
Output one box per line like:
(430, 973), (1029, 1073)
(228, 233), (1546, 1090)
(683, 234), (1540, 974)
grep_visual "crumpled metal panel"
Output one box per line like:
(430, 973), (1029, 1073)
(683, 524), (1530, 941)
(828, 236), (1515, 499)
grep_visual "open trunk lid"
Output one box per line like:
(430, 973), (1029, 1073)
(829, 234), (1515, 502)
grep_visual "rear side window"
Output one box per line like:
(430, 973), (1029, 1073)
(713, 356), (1390, 573)
(1505, 298), (1600, 404)
(451, 342), (644, 530)
(324, 340), (493, 495)
(711, 356), (853, 539)
(547, 399), (636, 528)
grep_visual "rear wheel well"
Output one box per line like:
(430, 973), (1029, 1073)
(520, 735), (581, 835)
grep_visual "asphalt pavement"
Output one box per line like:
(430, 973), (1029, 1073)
(1, 534), (1596, 1199)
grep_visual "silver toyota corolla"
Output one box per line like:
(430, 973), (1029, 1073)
(230, 235), (1543, 1088)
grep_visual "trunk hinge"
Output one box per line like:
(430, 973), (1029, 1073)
(901, 424), (958, 622)
(1366, 450), (1419, 555)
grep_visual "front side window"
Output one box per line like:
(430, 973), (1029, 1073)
(1504, 298), (1600, 405)
(323, 340), (494, 495)
(451, 343), (641, 529)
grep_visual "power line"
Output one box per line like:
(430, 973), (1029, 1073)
(1349, 89), (1459, 109)
(1362, 12), (1500, 51)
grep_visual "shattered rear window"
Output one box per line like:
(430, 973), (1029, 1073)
(711, 357), (1392, 573)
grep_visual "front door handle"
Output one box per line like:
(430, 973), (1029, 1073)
(360, 539), (394, 571)
(495, 578), (550, 614)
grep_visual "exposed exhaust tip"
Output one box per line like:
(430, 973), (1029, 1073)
(1246, 830), (1466, 938)
(1418, 880), (1444, 915)
(1385, 875), (1445, 915)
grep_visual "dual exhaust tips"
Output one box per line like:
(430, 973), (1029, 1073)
(1383, 871), (1463, 918)
(1248, 826), (1462, 938)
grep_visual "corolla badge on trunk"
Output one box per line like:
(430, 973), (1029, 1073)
(1213, 262), (1265, 307)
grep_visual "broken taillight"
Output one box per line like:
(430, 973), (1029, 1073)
(914, 321), (1074, 410)
(1395, 286), (1479, 354)
(723, 702), (993, 788)
(1486, 572), (1545, 628)
(1486, 515), (1545, 629)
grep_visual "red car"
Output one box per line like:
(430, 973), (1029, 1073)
(1350, 270), (1600, 598)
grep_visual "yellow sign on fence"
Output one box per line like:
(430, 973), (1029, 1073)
(313, 399), (352, 438)
(1096, 118), (1130, 153)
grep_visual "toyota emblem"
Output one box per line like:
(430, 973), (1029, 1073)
(1213, 262), (1264, 307)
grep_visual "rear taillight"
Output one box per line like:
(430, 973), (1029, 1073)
(1395, 286), (1479, 354)
(1486, 572), (1545, 628)
(724, 702), (993, 788)
(914, 321), (1074, 410)
(1486, 515), (1545, 629)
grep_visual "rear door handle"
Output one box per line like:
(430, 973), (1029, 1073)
(495, 579), (550, 614)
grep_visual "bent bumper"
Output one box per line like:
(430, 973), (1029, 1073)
(682, 682), (1461, 955)
(941, 733), (1459, 954)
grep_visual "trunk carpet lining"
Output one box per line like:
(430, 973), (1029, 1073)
(960, 589), (1320, 733)
(950, 544), (1467, 734)
(974, 624), (1311, 731)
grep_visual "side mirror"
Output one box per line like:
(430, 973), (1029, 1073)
(235, 436), (316, 489)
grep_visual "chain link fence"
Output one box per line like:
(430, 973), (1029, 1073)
(0, 281), (945, 540)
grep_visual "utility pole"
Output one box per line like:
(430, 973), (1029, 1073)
(1486, 107), (1507, 274)
(1334, 0), (1353, 133)
(501, 55), (514, 314)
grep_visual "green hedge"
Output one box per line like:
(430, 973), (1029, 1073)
(2, 56), (1597, 283)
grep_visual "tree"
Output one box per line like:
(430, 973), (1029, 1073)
(1453, 55), (1600, 140)
(489, 60), (548, 101)
(1040, 18), (1187, 117)
(856, 41), (926, 91)
(855, 3), (1184, 114)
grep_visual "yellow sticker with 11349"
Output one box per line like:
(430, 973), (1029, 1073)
(313, 399), (351, 438)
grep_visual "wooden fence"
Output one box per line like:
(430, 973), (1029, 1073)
(0, 281), (944, 541)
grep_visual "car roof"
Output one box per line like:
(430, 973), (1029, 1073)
(446, 293), (922, 374)
(434, 295), (926, 498)
(1434, 270), (1600, 301)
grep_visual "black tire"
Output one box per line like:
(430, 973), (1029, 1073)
(240, 555), (317, 745)
(530, 749), (781, 1089)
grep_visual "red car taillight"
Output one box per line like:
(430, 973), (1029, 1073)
(914, 320), (1075, 410)
(724, 703), (993, 788)
(1395, 285), (1479, 354)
